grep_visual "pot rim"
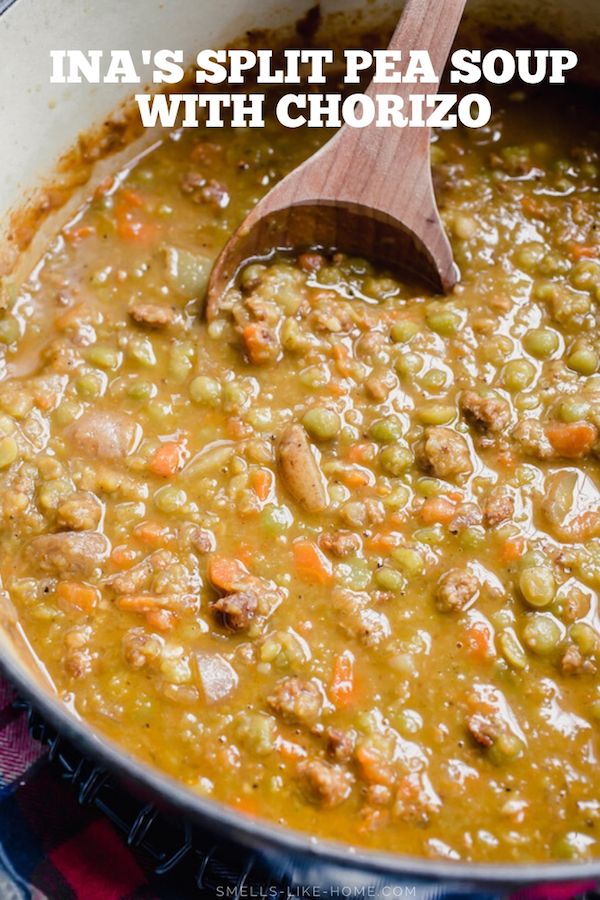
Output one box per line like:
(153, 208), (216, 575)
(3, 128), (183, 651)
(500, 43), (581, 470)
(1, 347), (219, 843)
(1, 0), (599, 885)
(3, 650), (599, 886)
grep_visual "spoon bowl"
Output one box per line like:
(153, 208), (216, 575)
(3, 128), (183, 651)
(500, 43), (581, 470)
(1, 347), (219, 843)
(206, 0), (465, 319)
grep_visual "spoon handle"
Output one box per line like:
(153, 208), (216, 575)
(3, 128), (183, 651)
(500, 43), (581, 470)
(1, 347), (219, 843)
(320, 0), (467, 197)
(374, 0), (467, 96)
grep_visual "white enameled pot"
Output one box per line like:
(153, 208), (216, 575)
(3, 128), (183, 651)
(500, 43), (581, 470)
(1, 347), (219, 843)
(0, 0), (599, 889)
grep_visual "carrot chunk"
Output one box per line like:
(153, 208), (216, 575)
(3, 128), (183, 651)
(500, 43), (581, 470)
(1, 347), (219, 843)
(329, 651), (356, 708)
(546, 421), (597, 458)
(148, 441), (184, 477)
(208, 555), (250, 593)
(242, 323), (276, 365)
(501, 536), (526, 563)
(56, 581), (98, 613)
(134, 521), (171, 547)
(293, 539), (333, 585)
(355, 745), (395, 787)
(463, 621), (495, 661)
(420, 496), (457, 525)
(251, 468), (273, 502)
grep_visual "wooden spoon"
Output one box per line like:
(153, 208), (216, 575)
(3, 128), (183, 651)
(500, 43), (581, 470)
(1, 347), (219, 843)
(206, 0), (466, 319)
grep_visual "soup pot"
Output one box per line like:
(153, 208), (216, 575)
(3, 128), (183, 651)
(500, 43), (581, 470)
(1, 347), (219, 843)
(0, 0), (599, 893)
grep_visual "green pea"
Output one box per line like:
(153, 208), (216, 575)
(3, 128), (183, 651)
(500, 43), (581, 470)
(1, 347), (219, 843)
(240, 264), (267, 290)
(416, 477), (444, 497)
(373, 566), (406, 593)
(147, 399), (173, 425)
(519, 565), (556, 608)
(522, 615), (561, 654)
(416, 404), (455, 425)
(426, 306), (461, 336)
(53, 400), (82, 427)
(421, 369), (448, 392)
(236, 712), (275, 756)
(395, 353), (423, 378)
(169, 341), (194, 382)
(0, 315), (20, 345)
(522, 328), (559, 359)
(154, 485), (187, 513)
(390, 320), (419, 343)
(552, 832), (594, 861)
(383, 486), (410, 509)
(413, 525), (444, 545)
(488, 732), (525, 765)
(316, 266), (342, 287)
(566, 346), (599, 376)
(498, 630), (527, 670)
(379, 445), (413, 476)
(460, 526), (486, 549)
(369, 416), (403, 443)
(520, 396), (545, 416)
(260, 504), (290, 535)
(37, 477), (71, 511)
(557, 397), (590, 423)
(515, 242), (544, 272)
(127, 380), (155, 401)
(362, 276), (399, 301)
(452, 215), (477, 240)
(128, 335), (156, 367)
(336, 557), (371, 591)
(0, 435), (18, 469)
(569, 622), (599, 655)
(570, 260), (600, 293)
(247, 407), (273, 431)
(518, 549), (545, 570)
(85, 345), (120, 370)
(299, 364), (330, 389)
(392, 547), (424, 577)
(302, 407), (340, 441)
(503, 359), (536, 392)
(75, 372), (103, 399)
(190, 376), (222, 406)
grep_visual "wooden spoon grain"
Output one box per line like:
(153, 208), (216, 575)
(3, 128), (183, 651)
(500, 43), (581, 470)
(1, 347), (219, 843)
(206, 0), (466, 319)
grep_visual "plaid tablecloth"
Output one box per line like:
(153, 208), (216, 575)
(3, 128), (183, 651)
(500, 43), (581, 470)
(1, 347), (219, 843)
(0, 677), (187, 899)
(0, 675), (598, 900)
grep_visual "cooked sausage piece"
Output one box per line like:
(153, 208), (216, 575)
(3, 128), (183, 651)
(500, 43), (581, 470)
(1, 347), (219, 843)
(56, 491), (103, 531)
(111, 550), (174, 595)
(129, 302), (176, 328)
(436, 568), (479, 612)
(448, 502), (482, 534)
(560, 644), (597, 676)
(297, 759), (352, 808)
(467, 713), (500, 748)
(67, 410), (138, 460)
(326, 727), (356, 762)
(511, 420), (554, 460)
(460, 390), (510, 434)
(29, 531), (110, 578)
(332, 588), (391, 647)
(210, 590), (258, 631)
(482, 491), (515, 528)
(122, 628), (163, 669)
(267, 676), (323, 726)
(276, 424), (328, 513)
(319, 530), (361, 558)
(417, 427), (472, 480)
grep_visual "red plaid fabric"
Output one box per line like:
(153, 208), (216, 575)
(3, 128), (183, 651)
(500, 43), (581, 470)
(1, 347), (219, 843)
(0, 674), (596, 899)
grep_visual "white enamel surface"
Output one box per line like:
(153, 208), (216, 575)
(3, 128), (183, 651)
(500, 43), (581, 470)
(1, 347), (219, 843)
(0, 0), (598, 235)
